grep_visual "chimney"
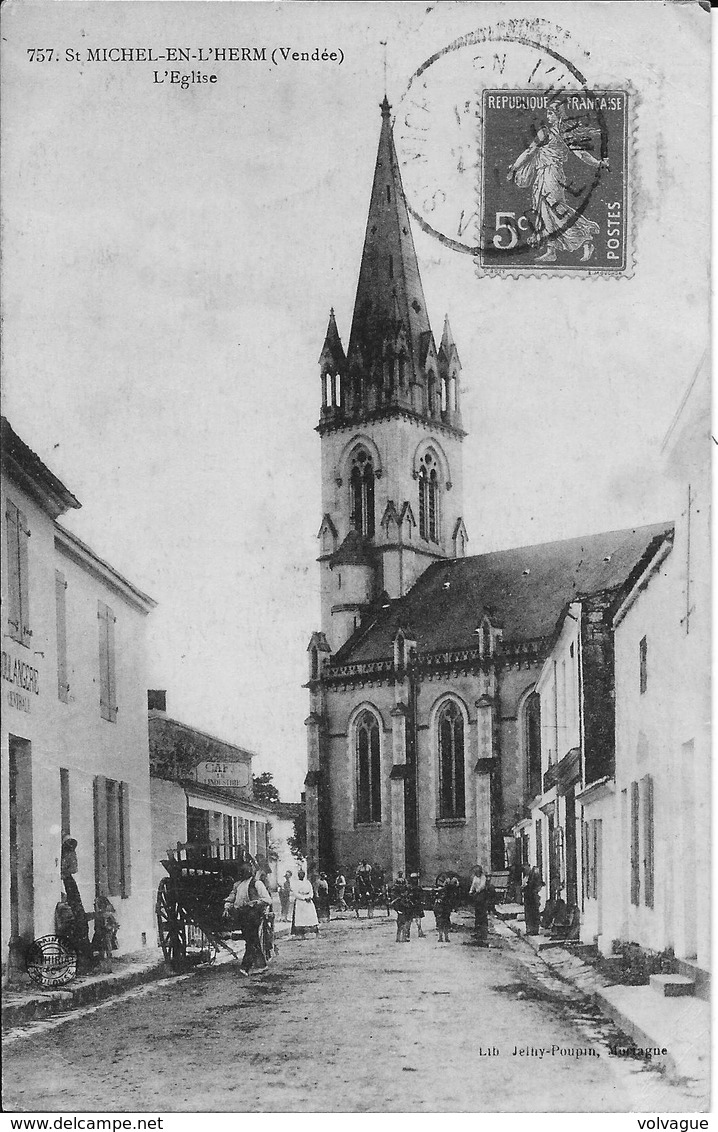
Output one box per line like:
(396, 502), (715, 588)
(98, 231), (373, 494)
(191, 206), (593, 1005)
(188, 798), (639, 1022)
(148, 689), (167, 713)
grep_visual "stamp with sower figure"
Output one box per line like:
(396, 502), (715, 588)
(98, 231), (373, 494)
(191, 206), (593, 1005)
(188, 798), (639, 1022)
(479, 89), (629, 273)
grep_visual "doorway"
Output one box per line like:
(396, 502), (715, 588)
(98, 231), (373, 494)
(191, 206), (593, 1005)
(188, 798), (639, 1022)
(9, 736), (34, 944)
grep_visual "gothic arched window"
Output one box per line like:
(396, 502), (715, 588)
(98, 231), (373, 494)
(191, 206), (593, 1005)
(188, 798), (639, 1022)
(350, 448), (375, 538)
(356, 710), (381, 823)
(418, 452), (439, 543)
(438, 700), (465, 819)
(524, 691), (542, 799)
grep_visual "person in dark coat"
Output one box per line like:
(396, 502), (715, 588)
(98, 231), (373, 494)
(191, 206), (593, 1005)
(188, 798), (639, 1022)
(279, 871), (293, 921)
(391, 874), (411, 942)
(407, 873), (425, 938)
(468, 865), (490, 946)
(522, 864), (544, 935)
(433, 879), (457, 943)
(60, 836), (94, 972)
(314, 872), (331, 923)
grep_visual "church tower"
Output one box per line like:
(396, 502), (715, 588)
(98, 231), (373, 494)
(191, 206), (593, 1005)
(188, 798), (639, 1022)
(316, 97), (469, 654)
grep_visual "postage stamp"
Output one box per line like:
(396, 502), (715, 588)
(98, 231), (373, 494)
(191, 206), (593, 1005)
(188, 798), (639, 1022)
(478, 88), (630, 275)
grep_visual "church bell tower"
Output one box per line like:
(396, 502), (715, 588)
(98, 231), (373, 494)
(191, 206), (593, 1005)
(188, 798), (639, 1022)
(315, 96), (469, 654)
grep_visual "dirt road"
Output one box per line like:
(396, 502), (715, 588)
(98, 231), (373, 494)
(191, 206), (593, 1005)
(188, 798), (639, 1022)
(2, 913), (702, 1112)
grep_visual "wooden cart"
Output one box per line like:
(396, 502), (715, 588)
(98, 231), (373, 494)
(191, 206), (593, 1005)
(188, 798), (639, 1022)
(156, 842), (276, 972)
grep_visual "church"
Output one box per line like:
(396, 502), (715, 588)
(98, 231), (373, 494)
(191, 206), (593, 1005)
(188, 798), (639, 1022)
(304, 98), (668, 884)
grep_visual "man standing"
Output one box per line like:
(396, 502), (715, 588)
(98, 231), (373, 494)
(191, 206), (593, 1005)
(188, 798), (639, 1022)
(279, 870), (293, 921)
(522, 863), (544, 936)
(468, 865), (489, 946)
(335, 870), (347, 912)
(408, 873), (425, 938)
(224, 863), (272, 975)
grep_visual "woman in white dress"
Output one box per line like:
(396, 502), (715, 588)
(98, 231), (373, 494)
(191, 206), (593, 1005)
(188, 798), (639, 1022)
(291, 869), (319, 937)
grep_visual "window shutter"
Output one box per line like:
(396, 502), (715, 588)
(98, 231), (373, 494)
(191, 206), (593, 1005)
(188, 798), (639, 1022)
(120, 781), (132, 897)
(98, 603), (117, 721)
(582, 822), (590, 901)
(106, 779), (121, 897)
(630, 781), (640, 906)
(60, 768), (71, 838)
(93, 775), (109, 896)
(107, 606), (117, 718)
(5, 501), (21, 640)
(643, 775), (654, 908)
(18, 509), (31, 644)
(55, 571), (69, 701)
(98, 603), (110, 719)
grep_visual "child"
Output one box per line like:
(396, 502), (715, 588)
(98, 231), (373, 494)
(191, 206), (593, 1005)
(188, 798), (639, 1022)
(433, 882), (452, 943)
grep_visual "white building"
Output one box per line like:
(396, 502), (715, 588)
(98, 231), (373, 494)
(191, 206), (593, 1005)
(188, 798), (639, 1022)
(2, 419), (157, 975)
(607, 363), (710, 983)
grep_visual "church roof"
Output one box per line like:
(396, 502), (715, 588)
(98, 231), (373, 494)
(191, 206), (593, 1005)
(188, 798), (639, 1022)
(330, 529), (375, 566)
(346, 97), (433, 383)
(332, 522), (673, 664)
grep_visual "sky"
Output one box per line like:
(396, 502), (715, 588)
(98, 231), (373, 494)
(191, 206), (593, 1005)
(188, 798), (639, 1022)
(1, 1), (710, 800)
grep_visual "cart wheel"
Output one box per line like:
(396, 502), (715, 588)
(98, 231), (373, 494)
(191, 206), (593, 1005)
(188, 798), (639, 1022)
(186, 923), (218, 966)
(156, 878), (187, 970)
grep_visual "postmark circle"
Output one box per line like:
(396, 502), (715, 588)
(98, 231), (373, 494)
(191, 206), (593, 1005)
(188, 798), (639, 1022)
(26, 935), (77, 988)
(395, 26), (628, 273)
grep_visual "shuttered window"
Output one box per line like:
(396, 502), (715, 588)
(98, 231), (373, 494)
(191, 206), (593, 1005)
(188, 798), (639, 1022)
(6, 500), (31, 646)
(639, 636), (648, 694)
(643, 775), (654, 908)
(55, 570), (69, 702)
(94, 776), (131, 898)
(60, 768), (71, 838)
(592, 820), (601, 901)
(98, 602), (117, 721)
(630, 781), (640, 906)
(582, 821), (590, 902)
(535, 818), (543, 881)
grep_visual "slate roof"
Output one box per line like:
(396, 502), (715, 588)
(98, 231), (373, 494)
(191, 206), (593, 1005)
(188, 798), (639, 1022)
(1, 416), (81, 516)
(346, 97), (434, 382)
(330, 529), (375, 566)
(333, 522), (673, 664)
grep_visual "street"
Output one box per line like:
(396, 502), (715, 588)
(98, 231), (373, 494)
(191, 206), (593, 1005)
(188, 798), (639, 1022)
(3, 914), (703, 1113)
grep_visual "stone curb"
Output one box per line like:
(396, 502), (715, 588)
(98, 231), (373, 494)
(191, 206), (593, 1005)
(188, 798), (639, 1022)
(495, 917), (704, 1088)
(3, 920), (298, 1032)
(2, 959), (168, 1031)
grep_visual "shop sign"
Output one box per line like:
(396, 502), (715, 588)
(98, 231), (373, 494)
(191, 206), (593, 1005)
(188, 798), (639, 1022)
(2, 649), (39, 714)
(196, 760), (251, 790)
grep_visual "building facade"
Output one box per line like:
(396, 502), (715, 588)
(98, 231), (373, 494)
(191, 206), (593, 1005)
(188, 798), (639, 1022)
(148, 698), (276, 899)
(606, 365), (710, 980)
(2, 420), (156, 973)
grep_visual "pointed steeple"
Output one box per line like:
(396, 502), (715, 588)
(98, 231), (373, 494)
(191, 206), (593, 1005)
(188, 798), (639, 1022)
(438, 314), (462, 425)
(439, 316), (460, 369)
(346, 98), (434, 409)
(319, 308), (346, 371)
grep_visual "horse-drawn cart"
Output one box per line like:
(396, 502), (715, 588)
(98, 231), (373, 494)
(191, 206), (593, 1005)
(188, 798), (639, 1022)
(156, 842), (276, 972)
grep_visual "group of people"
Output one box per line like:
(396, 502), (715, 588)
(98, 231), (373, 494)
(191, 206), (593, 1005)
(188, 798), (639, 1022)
(55, 835), (121, 974)
(263, 858), (545, 959)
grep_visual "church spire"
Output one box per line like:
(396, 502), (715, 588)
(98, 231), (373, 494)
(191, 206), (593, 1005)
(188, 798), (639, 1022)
(344, 98), (435, 418)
